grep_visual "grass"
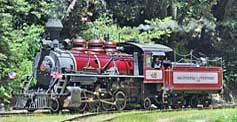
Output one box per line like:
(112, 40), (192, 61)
(1, 108), (237, 122)
(0, 113), (80, 122)
(71, 108), (237, 122)
(110, 108), (237, 122)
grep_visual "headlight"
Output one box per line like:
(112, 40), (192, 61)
(40, 64), (46, 72)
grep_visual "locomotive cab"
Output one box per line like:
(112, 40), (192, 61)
(120, 41), (173, 83)
(144, 52), (165, 83)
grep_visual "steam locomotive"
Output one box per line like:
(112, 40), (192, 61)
(13, 19), (223, 112)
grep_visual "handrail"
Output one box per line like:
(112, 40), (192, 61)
(173, 50), (223, 67)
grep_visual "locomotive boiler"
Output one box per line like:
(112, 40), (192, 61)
(12, 18), (223, 113)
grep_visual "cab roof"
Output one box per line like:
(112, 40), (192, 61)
(125, 42), (173, 52)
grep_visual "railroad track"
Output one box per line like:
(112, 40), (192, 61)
(61, 111), (121, 122)
(61, 103), (237, 122)
(61, 110), (150, 122)
(0, 110), (51, 117)
(0, 110), (30, 116)
(0, 103), (236, 121)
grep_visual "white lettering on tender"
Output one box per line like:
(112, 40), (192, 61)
(173, 72), (218, 84)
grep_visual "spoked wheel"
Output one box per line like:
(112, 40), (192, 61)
(171, 97), (183, 109)
(114, 91), (127, 111)
(69, 91), (87, 113)
(154, 96), (163, 109)
(100, 92), (115, 111)
(144, 97), (152, 110)
(87, 95), (101, 112)
(70, 103), (87, 113)
(27, 109), (36, 113)
(50, 98), (60, 113)
(101, 97), (115, 111)
(162, 93), (169, 109)
(177, 99), (184, 109)
(27, 102), (37, 113)
(203, 97), (211, 108)
(26, 99), (37, 113)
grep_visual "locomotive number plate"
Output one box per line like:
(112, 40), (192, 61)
(145, 70), (162, 80)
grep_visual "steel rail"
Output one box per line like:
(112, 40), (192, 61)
(0, 103), (235, 119)
(61, 103), (237, 122)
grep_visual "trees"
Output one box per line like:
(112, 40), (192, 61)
(80, 14), (172, 43)
(0, 0), (236, 105)
(0, 0), (46, 104)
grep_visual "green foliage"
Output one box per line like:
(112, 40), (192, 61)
(0, 0), (236, 105)
(0, 25), (43, 104)
(0, 86), (11, 104)
(143, 17), (173, 42)
(222, 19), (237, 30)
(175, 0), (218, 22)
(110, 109), (237, 122)
(105, 0), (170, 26)
(0, 0), (45, 104)
(9, 25), (44, 78)
(48, 0), (67, 19)
(82, 14), (172, 43)
(81, 14), (140, 42)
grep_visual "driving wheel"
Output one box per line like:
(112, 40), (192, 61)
(144, 97), (152, 110)
(114, 91), (127, 111)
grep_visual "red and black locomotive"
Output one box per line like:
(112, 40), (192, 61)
(13, 19), (223, 112)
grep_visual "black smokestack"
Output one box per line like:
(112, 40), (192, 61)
(45, 18), (63, 41)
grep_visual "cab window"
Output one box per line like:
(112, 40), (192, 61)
(146, 54), (152, 68)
